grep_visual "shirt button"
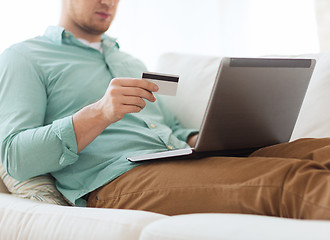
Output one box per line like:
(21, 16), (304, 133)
(64, 33), (70, 38)
(168, 145), (174, 150)
(150, 123), (156, 128)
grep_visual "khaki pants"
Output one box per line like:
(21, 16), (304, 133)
(87, 138), (330, 219)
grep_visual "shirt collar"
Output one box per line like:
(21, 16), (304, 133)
(43, 26), (119, 50)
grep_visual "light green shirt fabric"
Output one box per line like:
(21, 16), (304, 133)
(0, 26), (196, 206)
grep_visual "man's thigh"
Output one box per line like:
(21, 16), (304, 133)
(250, 138), (330, 169)
(87, 156), (330, 218)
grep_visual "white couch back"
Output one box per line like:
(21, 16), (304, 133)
(157, 53), (221, 129)
(156, 52), (330, 141)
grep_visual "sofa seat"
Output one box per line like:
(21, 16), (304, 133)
(140, 213), (330, 240)
(1, 192), (330, 240)
(0, 193), (166, 240)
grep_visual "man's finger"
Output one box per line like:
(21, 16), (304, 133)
(121, 87), (156, 103)
(114, 78), (159, 92)
(121, 96), (147, 109)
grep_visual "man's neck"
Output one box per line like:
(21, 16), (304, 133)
(59, 21), (102, 43)
(71, 29), (102, 43)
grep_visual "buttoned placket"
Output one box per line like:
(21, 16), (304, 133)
(146, 121), (178, 150)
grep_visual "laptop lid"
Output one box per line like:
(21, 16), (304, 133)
(195, 57), (316, 152)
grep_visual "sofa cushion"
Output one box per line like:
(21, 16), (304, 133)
(291, 53), (330, 140)
(0, 193), (166, 240)
(156, 53), (222, 129)
(140, 213), (330, 240)
(0, 163), (68, 205)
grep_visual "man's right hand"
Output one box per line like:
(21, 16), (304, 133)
(97, 78), (159, 125)
(72, 78), (159, 153)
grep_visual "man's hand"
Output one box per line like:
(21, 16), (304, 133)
(187, 133), (199, 147)
(97, 78), (159, 125)
(73, 78), (159, 153)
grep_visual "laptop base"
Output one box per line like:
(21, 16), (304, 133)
(127, 147), (261, 163)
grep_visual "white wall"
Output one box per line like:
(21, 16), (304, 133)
(0, 0), (319, 70)
(110, 0), (319, 69)
(0, 0), (61, 53)
(247, 0), (319, 57)
(315, 0), (330, 52)
(110, 0), (230, 69)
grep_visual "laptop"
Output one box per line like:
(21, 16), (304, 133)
(127, 57), (316, 162)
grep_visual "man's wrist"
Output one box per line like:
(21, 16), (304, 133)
(89, 100), (113, 126)
(187, 133), (199, 147)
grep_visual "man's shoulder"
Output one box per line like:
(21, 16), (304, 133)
(103, 40), (148, 76)
(111, 49), (145, 64)
(106, 49), (148, 77)
(3, 36), (50, 59)
(102, 35), (143, 63)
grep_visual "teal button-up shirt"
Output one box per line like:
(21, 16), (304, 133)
(0, 26), (196, 206)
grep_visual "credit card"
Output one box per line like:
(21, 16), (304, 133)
(142, 72), (179, 96)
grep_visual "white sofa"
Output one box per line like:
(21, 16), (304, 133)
(1, 53), (330, 240)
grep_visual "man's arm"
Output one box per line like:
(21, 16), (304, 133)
(0, 48), (79, 180)
(72, 78), (159, 153)
(0, 48), (158, 180)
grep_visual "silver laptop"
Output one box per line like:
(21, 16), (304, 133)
(127, 57), (316, 162)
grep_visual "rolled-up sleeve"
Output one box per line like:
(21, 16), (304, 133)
(52, 116), (79, 167)
(0, 48), (79, 181)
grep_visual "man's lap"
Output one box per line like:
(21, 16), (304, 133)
(87, 138), (330, 219)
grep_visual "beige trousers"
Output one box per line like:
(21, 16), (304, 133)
(87, 138), (330, 219)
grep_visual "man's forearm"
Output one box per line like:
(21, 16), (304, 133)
(72, 101), (110, 153)
(73, 78), (158, 153)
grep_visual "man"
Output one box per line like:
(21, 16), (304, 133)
(0, 0), (329, 219)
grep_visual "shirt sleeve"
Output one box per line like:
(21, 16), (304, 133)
(0, 48), (79, 181)
(169, 117), (199, 142)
